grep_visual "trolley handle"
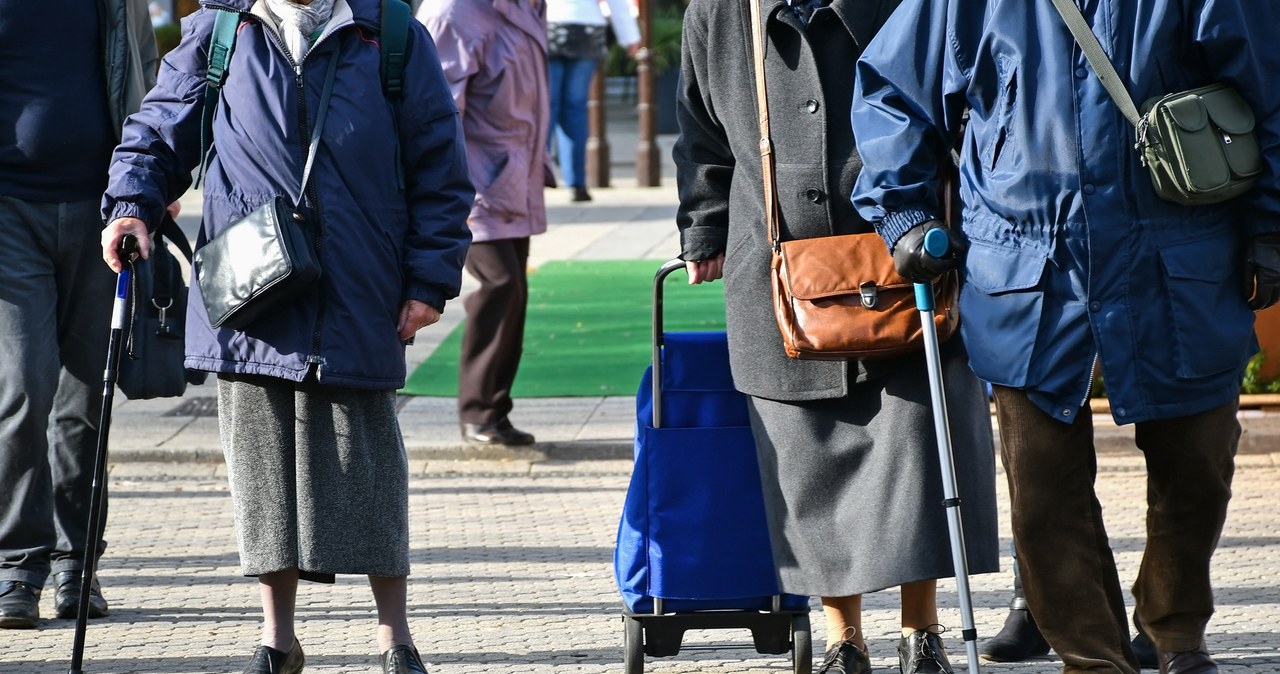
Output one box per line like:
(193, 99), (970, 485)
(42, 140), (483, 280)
(651, 259), (691, 429)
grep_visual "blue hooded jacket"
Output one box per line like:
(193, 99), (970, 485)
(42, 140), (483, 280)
(852, 0), (1280, 424)
(104, 0), (474, 390)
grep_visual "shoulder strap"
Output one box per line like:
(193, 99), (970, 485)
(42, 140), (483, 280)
(381, 0), (410, 99)
(1046, 0), (1142, 129)
(381, 0), (411, 189)
(747, 0), (782, 250)
(195, 9), (242, 188)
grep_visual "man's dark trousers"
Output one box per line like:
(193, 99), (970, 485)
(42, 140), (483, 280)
(992, 386), (1237, 674)
(458, 237), (530, 425)
(0, 196), (115, 587)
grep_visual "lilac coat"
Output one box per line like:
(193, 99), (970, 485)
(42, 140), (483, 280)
(416, 0), (550, 243)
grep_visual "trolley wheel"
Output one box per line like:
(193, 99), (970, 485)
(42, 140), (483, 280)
(624, 615), (645, 674)
(791, 612), (812, 674)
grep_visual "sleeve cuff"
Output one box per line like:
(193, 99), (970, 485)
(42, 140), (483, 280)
(879, 208), (935, 250)
(404, 283), (446, 313)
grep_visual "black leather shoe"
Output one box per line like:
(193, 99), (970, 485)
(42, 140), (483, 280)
(571, 186), (592, 202)
(899, 629), (954, 674)
(816, 639), (871, 674)
(1158, 647), (1217, 674)
(53, 571), (108, 620)
(1132, 613), (1159, 670)
(461, 419), (535, 446)
(0, 580), (40, 629)
(382, 645), (429, 674)
(979, 607), (1050, 661)
(242, 639), (304, 674)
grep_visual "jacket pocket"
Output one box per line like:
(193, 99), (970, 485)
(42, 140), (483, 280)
(960, 241), (1048, 388)
(1159, 236), (1254, 378)
(468, 140), (530, 219)
(982, 55), (1019, 173)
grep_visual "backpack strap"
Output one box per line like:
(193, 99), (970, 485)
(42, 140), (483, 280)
(381, 0), (411, 189)
(381, 0), (409, 99)
(195, 9), (242, 188)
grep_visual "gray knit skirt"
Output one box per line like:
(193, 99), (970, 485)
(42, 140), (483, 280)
(217, 374), (409, 582)
(747, 353), (1000, 598)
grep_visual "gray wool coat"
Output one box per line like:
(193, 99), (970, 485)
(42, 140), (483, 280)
(675, 0), (909, 402)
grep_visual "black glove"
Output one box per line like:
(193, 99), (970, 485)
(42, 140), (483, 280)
(891, 221), (968, 283)
(1245, 234), (1280, 310)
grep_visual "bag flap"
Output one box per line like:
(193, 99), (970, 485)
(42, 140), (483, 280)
(1163, 94), (1208, 132)
(1201, 86), (1256, 135)
(778, 233), (909, 300)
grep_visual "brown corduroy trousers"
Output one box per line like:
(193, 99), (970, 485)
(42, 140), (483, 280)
(992, 386), (1238, 674)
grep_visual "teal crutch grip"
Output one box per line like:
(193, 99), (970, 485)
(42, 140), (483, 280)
(923, 227), (951, 258)
(914, 228), (952, 311)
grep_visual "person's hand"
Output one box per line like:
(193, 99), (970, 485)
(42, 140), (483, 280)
(398, 299), (441, 342)
(685, 254), (725, 284)
(891, 221), (967, 283)
(625, 43), (641, 58)
(102, 216), (151, 272)
(1244, 234), (1280, 310)
(166, 200), (182, 219)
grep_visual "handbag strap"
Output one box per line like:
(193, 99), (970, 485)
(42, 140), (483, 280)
(747, 0), (783, 252)
(1046, 0), (1143, 130)
(301, 49), (342, 195)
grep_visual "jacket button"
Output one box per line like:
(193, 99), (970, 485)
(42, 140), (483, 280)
(1075, 67), (1088, 79)
(805, 188), (823, 203)
(1082, 183), (1096, 195)
(804, 99), (819, 113)
(1089, 301), (1101, 312)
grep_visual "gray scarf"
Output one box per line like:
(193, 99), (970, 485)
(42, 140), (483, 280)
(264, 0), (336, 61)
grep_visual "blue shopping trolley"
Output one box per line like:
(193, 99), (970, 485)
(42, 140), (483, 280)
(614, 259), (811, 674)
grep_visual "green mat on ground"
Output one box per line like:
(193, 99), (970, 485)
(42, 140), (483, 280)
(401, 259), (726, 397)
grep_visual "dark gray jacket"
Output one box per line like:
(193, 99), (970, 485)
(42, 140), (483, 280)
(104, 0), (159, 137)
(674, 0), (902, 401)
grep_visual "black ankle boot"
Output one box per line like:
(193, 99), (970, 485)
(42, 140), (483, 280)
(979, 603), (1050, 662)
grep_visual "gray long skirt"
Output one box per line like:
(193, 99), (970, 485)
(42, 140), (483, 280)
(747, 353), (1000, 597)
(217, 374), (409, 582)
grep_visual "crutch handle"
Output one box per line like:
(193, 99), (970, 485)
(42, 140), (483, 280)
(923, 227), (952, 258)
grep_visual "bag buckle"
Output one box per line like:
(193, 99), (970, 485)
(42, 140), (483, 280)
(859, 281), (878, 309)
(153, 298), (178, 339)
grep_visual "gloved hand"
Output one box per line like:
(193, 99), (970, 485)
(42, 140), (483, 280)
(1244, 234), (1280, 310)
(891, 221), (968, 283)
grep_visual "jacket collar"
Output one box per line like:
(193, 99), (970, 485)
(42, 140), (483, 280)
(205, 0), (380, 30)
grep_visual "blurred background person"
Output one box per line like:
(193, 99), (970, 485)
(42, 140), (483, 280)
(417, 0), (551, 447)
(545, 0), (640, 202)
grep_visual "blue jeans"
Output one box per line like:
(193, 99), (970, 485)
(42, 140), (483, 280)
(547, 56), (598, 190)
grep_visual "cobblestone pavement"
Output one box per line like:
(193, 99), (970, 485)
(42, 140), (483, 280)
(4, 453), (1278, 674)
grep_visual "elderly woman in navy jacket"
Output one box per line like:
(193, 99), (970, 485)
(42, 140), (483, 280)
(100, 1), (473, 673)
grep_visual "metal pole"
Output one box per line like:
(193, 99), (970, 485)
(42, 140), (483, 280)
(586, 68), (611, 188)
(634, 0), (661, 187)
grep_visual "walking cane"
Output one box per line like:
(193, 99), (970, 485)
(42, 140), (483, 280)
(915, 227), (981, 674)
(68, 234), (138, 674)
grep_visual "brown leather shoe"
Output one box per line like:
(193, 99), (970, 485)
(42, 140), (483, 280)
(1158, 646), (1217, 674)
(461, 419), (535, 446)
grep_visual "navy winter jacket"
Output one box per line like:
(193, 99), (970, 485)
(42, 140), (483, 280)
(852, 0), (1280, 424)
(104, 0), (474, 390)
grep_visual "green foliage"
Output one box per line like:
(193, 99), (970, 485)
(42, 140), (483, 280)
(154, 22), (181, 58)
(1240, 351), (1280, 394)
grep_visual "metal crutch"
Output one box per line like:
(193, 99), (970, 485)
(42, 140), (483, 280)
(915, 228), (980, 674)
(68, 234), (137, 674)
